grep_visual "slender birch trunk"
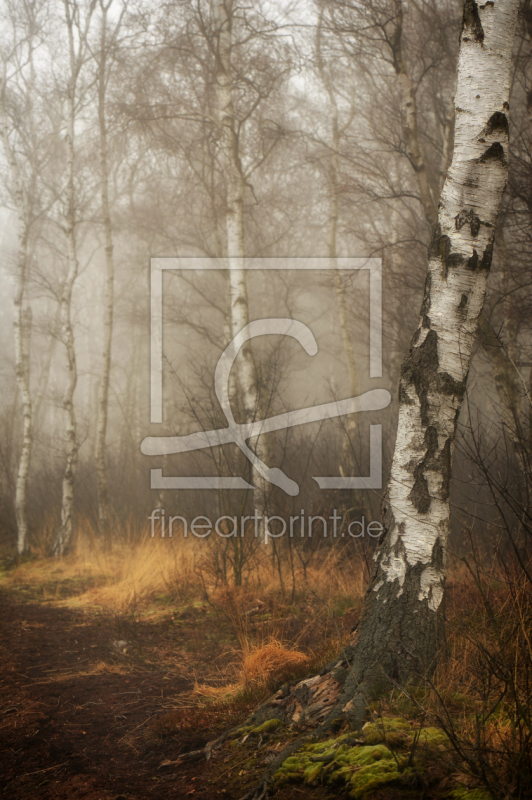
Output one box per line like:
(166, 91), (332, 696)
(212, 0), (270, 536)
(56, 111), (79, 555)
(332, 0), (520, 725)
(11, 214), (32, 557)
(95, 2), (117, 540)
(0, 61), (33, 556)
(54, 1), (86, 556)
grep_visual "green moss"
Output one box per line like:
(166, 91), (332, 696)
(451, 788), (491, 800)
(233, 717), (285, 739)
(253, 718), (285, 734)
(417, 726), (448, 747)
(348, 757), (411, 798)
(362, 717), (412, 747)
(275, 739), (412, 798)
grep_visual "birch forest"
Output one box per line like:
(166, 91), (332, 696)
(0, 2), (531, 799)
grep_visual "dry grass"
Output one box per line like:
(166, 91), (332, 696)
(32, 660), (131, 685)
(193, 637), (311, 701)
(241, 639), (309, 683)
(383, 555), (532, 798)
(2, 518), (366, 618)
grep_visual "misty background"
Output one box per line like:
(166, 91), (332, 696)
(0, 0), (530, 571)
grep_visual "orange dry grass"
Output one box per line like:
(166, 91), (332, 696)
(242, 639), (309, 684)
(193, 639), (310, 700)
(3, 518), (367, 620)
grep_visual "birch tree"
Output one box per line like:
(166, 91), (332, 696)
(183, 6), (522, 793)
(93, 0), (126, 541)
(331, 0), (521, 725)
(0, 1), (49, 555)
(54, 0), (97, 556)
(211, 0), (271, 534)
(0, 67), (33, 556)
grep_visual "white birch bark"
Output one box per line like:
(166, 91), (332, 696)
(0, 59), (33, 556)
(94, 0), (119, 539)
(336, 0), (519, 722)
(390, 1), (520, 440)
(212, 0), (270, 536)
(55, 0), (94, 555)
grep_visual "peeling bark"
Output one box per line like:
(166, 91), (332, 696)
(180, 6), (521, 795)
(334, 0), (520, 725)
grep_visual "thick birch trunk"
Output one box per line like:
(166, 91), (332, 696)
(391, 1), (520, 444)
(182, 7), (522, 791)
(213, 0), (270, 536)
(95, 6), (115, 540)
(333, 0), (520, 726)
(0, 63), (33, 556)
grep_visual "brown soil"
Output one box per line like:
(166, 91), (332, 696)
(0, 588), (364, 800)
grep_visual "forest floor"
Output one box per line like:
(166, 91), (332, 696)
(0, 546), (488, 800)
(0, 573), (376, 800)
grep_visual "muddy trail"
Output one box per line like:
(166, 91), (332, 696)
(0, 589), (362, 800)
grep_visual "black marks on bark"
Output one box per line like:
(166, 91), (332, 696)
(428, 227), (463, 279)
(393, 527), (407, 561)
(431, 535), (446, 572)
(455, 209), (481, 237)
(466, 243), (492, 272)
(480, 240), (493, 271)
(438, 371), (464, 401)
(408, 427), (435, 514)
(428, 225), (451, 265)
(461, 0), (484, 43)
(484, 111), (509, 137)
(401, 329), (439, 426)
(420, 272), (432, 317)
(439, 438), (452, 501)
(458, 293), (468, 310)
(398, 380), (414, 406)
(408, 428), (453, 514)
(479, 142), (506, 165)
(409, 473), (430, 514)
(401, 328), (465, 427)
(467, 249), (479, 270)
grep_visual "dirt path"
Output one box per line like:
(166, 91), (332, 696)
(0, 590), (244, 800)
(0, 585), (368, 800)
